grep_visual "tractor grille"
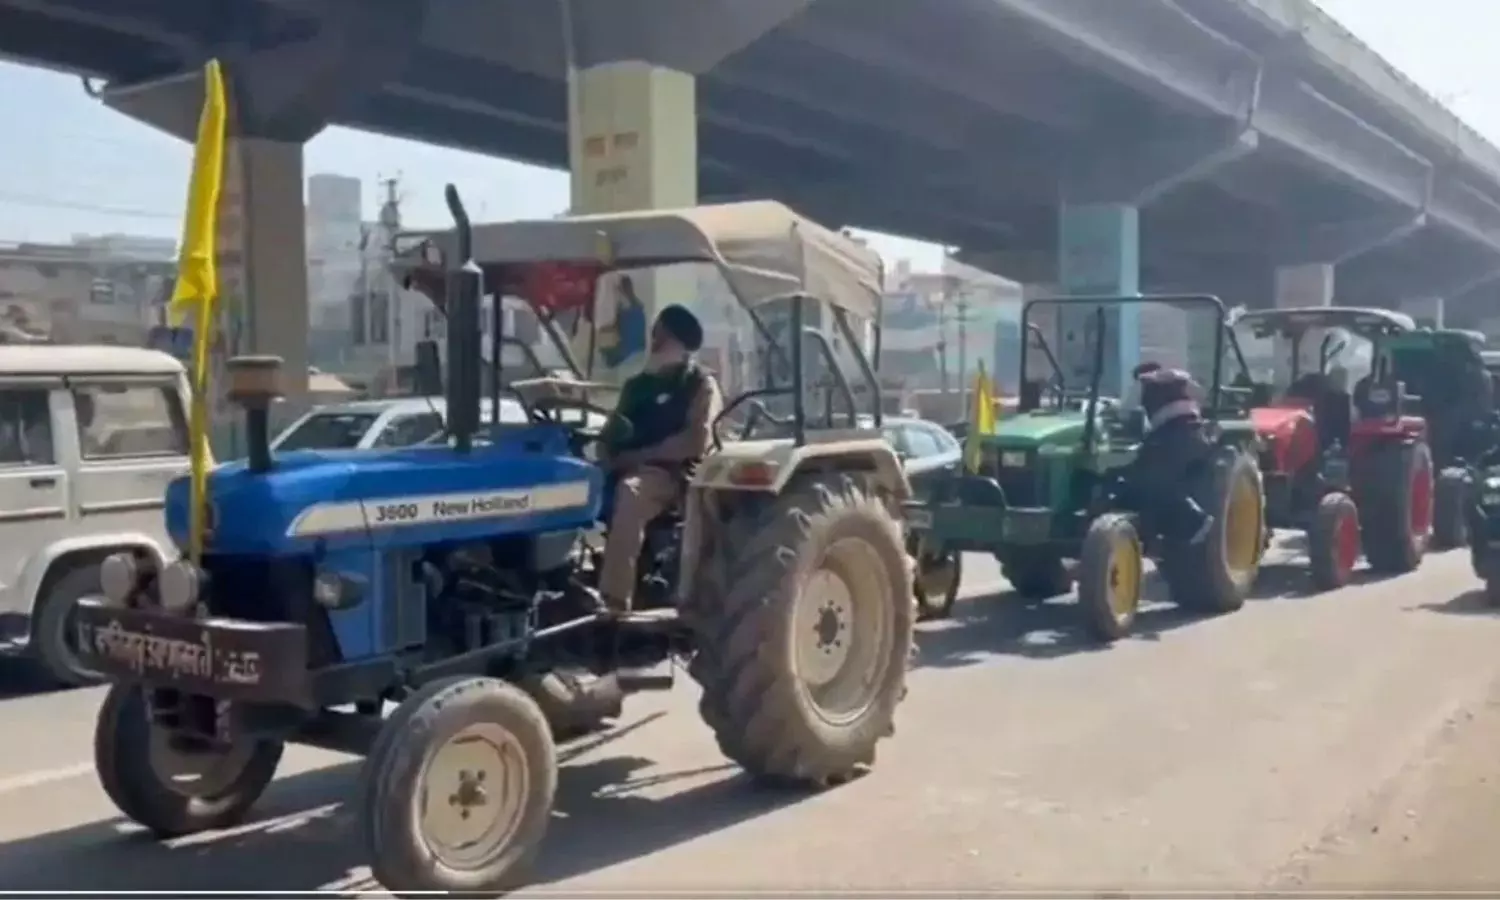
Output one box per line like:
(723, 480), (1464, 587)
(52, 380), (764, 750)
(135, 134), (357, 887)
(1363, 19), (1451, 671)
(994, 450), (1041, 507)
(202, 555), (343, 668)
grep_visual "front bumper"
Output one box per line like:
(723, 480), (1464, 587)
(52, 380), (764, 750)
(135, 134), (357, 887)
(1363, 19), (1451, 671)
(73, 598), (311, 706)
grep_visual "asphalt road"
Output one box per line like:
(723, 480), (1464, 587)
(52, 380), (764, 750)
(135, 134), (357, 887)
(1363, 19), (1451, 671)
(1, 543), (1499, 894)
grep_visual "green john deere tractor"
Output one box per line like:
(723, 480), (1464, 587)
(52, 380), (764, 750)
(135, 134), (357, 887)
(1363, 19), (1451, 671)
(906, 294), (1267, 641)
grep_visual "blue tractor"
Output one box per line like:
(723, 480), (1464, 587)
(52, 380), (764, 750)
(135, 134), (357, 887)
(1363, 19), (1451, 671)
(73, 188), (915, 894)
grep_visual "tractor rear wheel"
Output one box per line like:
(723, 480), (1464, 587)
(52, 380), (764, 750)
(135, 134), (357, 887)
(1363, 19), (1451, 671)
(688, 475), (913, 787)
(1432, 466), (1470, 550)
(1307, 491), (1360, 590)
(1161, 450), (1264, 614)
(1359, 441), (1433, 574)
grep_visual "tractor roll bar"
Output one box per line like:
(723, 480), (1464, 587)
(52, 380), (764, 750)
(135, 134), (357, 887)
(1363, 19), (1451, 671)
(1019, 293), (1232, 417)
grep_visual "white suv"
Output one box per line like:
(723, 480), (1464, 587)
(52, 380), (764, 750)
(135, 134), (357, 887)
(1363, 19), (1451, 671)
(0, 345), (191, 685)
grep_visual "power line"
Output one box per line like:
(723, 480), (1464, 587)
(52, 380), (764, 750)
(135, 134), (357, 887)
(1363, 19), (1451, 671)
(0, 190), (178, 220)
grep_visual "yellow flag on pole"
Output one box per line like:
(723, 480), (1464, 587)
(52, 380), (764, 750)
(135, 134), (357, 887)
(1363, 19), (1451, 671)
(168, 59), (227, 327)
(963, 362), (996, 472)
(169, 59), (228, 566)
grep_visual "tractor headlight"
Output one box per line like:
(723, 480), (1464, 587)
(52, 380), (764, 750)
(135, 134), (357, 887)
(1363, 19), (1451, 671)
(1000, 451), (1026, 468)
(157, 560), (201, 614)
(312, 570), (364, 610)
(99, 553), (139, 607)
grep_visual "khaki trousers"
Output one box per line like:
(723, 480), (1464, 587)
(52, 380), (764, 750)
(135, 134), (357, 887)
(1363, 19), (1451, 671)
(598, 466), (680, 608)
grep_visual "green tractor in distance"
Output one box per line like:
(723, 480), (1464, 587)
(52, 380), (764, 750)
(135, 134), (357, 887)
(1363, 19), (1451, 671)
(1385, 327), (1495, 548)
(907, 294), (1267, 641)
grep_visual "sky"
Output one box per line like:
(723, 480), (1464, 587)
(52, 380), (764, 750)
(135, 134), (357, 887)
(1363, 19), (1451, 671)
(0, 0), (1494, 272)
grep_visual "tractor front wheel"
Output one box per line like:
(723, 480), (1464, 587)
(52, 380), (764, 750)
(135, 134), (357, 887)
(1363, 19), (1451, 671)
(1307, 491), (1360, 590)
(1075, 513), (1143, 642)
(913, 547), (963, 621)
(94, 685), (282, 838)
(360, 676), (557, 895)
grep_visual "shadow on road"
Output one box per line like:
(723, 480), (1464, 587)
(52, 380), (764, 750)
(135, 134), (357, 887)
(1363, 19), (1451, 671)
(1416, 588), (1496, 617)
(1247, 560), (1380, 601)
(0, 711), (805, 893)
(917, 574), (1201, 669)
(0, 660), (67, 701)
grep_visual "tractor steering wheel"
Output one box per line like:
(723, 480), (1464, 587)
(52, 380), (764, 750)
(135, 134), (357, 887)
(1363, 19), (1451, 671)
(527, 396), (628, 455)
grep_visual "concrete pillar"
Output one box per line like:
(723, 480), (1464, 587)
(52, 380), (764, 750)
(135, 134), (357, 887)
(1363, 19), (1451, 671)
(1057, 202), (1140, 398)
(1274, 262), (1334, 308)
(567, 62), (697, 382)
(1402, 296), (1444, 329)
(216, 138), (309, 400)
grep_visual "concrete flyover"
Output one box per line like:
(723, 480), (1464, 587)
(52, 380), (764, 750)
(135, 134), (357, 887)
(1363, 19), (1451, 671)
(4, 0), (1500, 387)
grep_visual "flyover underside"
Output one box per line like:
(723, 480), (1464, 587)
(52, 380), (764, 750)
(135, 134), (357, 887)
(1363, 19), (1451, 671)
(9, 0), (1500, 327)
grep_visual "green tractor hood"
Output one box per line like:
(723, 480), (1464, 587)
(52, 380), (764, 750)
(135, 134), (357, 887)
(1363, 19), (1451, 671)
(982, 410), (1090, 448)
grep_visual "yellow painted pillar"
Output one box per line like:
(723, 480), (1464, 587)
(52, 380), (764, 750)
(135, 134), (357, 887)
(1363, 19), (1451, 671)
(567, 62), (698, 383)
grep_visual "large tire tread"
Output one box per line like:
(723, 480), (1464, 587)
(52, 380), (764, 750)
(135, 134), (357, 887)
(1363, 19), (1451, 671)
(690, 475), (913, 788)
(1360, 441), (1432, 574)
(1432, 466), (1470, 550)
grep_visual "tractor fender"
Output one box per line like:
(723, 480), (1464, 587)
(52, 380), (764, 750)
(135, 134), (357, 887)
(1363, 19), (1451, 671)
(691, 434), (910, 500)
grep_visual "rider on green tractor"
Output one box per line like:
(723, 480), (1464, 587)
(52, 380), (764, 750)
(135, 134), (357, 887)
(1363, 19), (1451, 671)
(1133, 365), (1216, 545)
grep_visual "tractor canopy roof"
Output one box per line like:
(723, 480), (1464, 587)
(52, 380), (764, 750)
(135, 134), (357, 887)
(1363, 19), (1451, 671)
(1234, 306), (1415, 340)
(1386, 328), (1487, 353)
(397, 200), (883, 321)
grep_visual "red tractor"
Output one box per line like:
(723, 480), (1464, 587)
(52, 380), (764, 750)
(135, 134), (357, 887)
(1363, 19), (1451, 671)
(1233, 307), (1434, 588)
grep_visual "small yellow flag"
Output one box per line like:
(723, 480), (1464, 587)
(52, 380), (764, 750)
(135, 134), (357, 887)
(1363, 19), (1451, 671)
(169, 59), (229, 566)
(167, 59), (227, 328)
(963, 362), (996, 473)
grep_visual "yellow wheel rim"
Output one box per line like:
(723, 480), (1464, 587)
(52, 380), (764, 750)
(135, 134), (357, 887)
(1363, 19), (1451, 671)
(1106, 533), (1142, 620)
(1224, 470), (1263, 580)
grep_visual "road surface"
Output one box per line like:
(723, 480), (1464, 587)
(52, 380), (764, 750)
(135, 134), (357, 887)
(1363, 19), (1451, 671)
(1, 545), (1499, 894)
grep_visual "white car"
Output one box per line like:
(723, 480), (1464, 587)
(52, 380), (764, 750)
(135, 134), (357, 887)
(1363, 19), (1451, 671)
(273, 396), (530, 452)
(0, 345), (193, 685)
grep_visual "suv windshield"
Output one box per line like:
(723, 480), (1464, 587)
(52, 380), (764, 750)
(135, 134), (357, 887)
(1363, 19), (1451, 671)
(275, 412), (380, 451)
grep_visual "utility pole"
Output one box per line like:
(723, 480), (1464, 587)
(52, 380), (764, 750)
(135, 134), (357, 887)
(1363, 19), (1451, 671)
(377, 175), (402, 371)
(937, 276), (951, 397)
(956, 287), (970, 399)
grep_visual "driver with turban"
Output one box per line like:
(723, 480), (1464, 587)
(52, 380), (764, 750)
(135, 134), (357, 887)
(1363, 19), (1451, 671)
(595, 304), (723, 614)
(1131, 365), (1215, 545)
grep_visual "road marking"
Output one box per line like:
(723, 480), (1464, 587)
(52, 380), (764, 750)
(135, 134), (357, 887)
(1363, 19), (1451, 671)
(0, 762), (93, 795)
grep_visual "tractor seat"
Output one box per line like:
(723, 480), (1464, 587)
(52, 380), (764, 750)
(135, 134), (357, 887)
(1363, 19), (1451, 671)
(1286, 373), (1328, 402)
(1313, 389), (1353, 450)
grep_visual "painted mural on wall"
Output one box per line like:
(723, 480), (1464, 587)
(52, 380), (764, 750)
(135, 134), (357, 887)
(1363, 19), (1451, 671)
(596, 275), (648, 371)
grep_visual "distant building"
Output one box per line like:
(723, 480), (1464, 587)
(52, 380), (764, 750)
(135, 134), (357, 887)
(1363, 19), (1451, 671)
(880, 257), (1021, 391)
(0, 239), (172, 345)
